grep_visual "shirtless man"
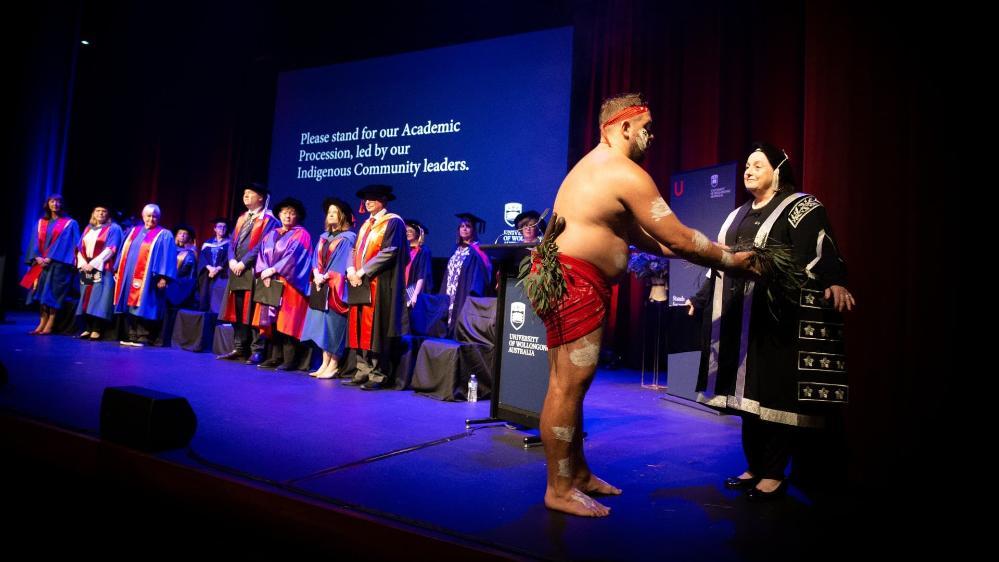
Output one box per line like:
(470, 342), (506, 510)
(538, 93), (757, 517)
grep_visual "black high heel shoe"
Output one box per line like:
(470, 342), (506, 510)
(724, 475), (760, 490)
(745, 480), (787, 502)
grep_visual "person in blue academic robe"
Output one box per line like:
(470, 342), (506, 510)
(112, 204), (177, 346)
(301, 197), (356, 379)
(75, 205), (124, 340)
(22, 194), (81, 335)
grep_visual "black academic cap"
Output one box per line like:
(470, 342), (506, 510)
(455, 212), (486, 234)
(174, 223), (196, 238)
(405, 219), (427, 235)
(748, 141), (797, 190)
(244, 182), (269, 198)
(323, 197), (354, 225)
(209, 217), (230, 233)
(273, 197), (307, 222)
(356, 184), (396, 202)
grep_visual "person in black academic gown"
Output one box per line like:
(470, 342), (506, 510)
(165, 224), (198, 310)
(440, 213), (491, 338)
(344, 184), (409, 390)
(195, 218), (230, 312)
(689, 142), (855, 501)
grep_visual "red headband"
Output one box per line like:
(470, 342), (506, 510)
(601, 105), (649, 128)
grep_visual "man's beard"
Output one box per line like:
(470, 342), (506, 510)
(629, 140), (648, 162)
(629, 129), (650, 162)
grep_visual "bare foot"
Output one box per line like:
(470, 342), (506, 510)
(544, 487), (611, 517)
(579, 474), (622, 496)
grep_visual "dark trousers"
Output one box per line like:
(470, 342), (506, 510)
(125, 314), (159, 344)
(231, 290), (265, 355)
(742, 414), (793, 480)
(271, 330), (304, 367)
(352, 349), (388, 383)
(83, 315), (107, 333)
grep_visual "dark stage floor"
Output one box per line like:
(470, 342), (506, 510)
(1, 312), (868, 560)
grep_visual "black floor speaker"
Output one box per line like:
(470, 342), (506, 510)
(100, 386), (197, 452)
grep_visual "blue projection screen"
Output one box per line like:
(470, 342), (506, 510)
(267, 28), (573, 258)
(667, 162), (739, 307)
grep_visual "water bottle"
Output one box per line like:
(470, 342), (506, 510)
(468, 374), (478, 403)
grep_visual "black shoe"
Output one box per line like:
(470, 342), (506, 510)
(343, 377), (368, 386)
(724, 475), (760, 490)
(276, 361), (298, 371)
(257, 358), (282, 369)
(745, 480), (787, 502)
(216, 350), (246, 361)
(244, 352), (264, 365)
(360, 380), (387, 391)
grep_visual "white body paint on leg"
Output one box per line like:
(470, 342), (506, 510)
(569, 336), (600, 367)
(558, 457), (573, 477)
(553, 426), (575, 442)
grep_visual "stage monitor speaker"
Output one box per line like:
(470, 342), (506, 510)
(100, 386), (197, 452)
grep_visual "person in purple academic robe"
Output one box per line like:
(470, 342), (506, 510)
(252, 197), (314, 371)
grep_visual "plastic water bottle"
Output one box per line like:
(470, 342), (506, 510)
(468, 374), (478, 403)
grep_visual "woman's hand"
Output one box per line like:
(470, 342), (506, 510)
(825, 285), (855, 312)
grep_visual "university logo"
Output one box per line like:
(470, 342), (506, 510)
(504, 202), (523, 227)
(510, 301), (526, 330)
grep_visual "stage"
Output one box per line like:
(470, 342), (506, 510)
(1, 312), (860, 560)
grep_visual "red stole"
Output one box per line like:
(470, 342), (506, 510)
(114, 226), (165, 307)
(79, 224), (114, 269)
(232, 210), (271, 251)
(348, 213), (399, 350)
(317, 235), (347, 314)
(20, 217), (71, 289)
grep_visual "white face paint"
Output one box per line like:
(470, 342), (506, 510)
(692, 230), (711, 253)
(650, 197), (673, 222)
(553, 426), (575, 443)
(569, 336), (600, 367)
(558, 458), (573, 478)
(636, 127), (651, 152)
